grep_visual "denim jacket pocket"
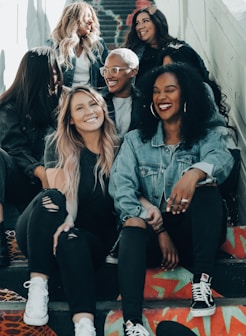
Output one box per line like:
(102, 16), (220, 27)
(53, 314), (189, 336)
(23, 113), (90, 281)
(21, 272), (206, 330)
(139, 165), (159, 202)
(176, 154), (196, 175)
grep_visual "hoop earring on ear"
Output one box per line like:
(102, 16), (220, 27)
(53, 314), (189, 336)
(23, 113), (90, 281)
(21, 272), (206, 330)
(184, 102), (187, 113)
(150, 102), (160, 119)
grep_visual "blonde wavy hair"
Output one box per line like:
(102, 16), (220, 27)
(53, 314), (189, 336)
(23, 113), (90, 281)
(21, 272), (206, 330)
(50, 2), (102, 69)
(53, 85), (119, 201)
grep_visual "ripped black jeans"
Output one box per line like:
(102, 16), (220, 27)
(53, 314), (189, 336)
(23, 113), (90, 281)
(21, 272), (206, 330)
(15, 189), (106, 316)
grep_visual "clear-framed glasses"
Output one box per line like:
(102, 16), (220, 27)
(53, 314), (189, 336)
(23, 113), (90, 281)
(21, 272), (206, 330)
(99, 66), (131, 77)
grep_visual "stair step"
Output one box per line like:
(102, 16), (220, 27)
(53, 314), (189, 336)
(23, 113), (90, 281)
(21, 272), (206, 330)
(0, 298), (245, 336)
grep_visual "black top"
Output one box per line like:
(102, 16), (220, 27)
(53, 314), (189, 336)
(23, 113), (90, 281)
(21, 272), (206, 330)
(44, 136), (117, 249)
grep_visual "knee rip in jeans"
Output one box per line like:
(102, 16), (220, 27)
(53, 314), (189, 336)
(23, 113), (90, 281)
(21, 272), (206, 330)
(42, 196), (59, 212)
(67, 232), (78, 240)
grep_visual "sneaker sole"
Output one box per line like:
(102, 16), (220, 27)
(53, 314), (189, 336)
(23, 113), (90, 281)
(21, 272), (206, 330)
(190, 306), (216, 317)
(23, 313), (49, 326)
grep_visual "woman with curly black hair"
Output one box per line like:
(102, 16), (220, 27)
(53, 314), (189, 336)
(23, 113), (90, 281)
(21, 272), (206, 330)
(109, 63), (234, 336)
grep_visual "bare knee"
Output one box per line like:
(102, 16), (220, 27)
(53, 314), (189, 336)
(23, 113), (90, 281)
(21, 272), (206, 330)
(42, 195), (59, 212)
(123, 217), (146, 229)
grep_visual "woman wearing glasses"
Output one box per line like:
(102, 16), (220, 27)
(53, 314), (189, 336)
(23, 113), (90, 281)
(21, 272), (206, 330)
(49, 1), (108, 89)
(99, 48), (145, 141)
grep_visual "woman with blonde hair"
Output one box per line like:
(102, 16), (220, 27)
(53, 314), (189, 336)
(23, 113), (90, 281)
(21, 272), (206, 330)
(15, 85), (119, 336)
(50, 1), (108, 89)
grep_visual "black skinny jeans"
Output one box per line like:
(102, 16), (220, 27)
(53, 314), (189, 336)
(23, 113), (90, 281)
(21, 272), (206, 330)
(0, 148), (41, 211)
(118, 187), (226, 323)
(16, 189), (107, 316)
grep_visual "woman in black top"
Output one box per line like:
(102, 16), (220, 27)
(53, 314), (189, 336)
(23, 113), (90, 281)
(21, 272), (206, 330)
(15, 85), (119, 336)
(123, 6), (208, 86)
(0, 46), (63, 267)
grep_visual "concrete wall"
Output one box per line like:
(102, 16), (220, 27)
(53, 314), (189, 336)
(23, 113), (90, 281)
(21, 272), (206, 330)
(156, 0), (246, 225)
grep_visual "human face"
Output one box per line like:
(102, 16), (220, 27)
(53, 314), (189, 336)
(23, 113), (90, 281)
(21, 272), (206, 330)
(103, 54), (137, 97)
(135, 12), (157, 47)
(70, 91), (104, 136)
(153, 72), (182, 123)
(162, 55), (173, 66)
(77, 7), (93, 37)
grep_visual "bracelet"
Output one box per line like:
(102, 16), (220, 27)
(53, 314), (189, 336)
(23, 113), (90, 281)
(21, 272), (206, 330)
(155, 225), (167, 235)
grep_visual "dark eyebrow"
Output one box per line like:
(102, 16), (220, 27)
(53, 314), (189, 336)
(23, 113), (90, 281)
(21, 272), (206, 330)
(153, 84), (177, 90)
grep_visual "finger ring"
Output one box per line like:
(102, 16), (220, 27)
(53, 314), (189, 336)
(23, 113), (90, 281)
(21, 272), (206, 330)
(181, 198), (189, 203)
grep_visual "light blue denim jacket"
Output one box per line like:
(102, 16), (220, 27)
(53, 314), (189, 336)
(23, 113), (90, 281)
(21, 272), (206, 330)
(109, 121), (234, 225)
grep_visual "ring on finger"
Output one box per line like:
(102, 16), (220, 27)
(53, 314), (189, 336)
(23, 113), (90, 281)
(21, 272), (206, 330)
(181, 198), (189, 203)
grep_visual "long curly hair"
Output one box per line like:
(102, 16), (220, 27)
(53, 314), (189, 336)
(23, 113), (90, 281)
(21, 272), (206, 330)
(50, 1), (103, 69)
(53, 85), (118, 201)
(0, 46), (63, 127)
(138, 63), (220, 147)
(123, 6), (177, 50)
(160, 44), (230, 124)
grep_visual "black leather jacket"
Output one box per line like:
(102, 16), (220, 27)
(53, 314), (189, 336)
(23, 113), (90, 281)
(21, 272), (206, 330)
(0, 101), (56, 181)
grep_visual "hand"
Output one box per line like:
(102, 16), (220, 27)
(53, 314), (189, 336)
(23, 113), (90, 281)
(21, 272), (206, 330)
(166, 168), (206, 214)
(53, 222), (71, 255)
(158, 231), (179, 271)
(34, 165), (50, 189)
(146, 206), (163, 231)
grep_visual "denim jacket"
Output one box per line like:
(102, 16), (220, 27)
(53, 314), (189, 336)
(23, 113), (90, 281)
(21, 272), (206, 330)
(62, 38), (108, 89)
(109, 121), (234, 225)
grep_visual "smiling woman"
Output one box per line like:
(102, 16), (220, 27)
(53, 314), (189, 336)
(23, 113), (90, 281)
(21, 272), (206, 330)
(15, 85), (119, 336)
(108, 63), (234, 335)
(49, 1), (108, 89)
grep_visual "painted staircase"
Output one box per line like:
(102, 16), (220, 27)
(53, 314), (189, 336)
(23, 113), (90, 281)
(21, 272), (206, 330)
(1, 1), (246, 335)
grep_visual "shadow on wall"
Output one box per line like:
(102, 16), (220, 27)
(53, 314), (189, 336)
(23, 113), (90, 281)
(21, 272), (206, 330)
(0, 50), (6, 94)
(26, 0), (51, 49)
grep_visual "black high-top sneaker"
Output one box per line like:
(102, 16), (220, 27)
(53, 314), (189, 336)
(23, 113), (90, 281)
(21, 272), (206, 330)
(0, 221), (10, 267)
(190, 273), (216, 317)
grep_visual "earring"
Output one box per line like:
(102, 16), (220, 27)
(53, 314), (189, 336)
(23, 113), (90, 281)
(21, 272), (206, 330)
(184, 102), (187, 113)
(150, 102), (160, 119)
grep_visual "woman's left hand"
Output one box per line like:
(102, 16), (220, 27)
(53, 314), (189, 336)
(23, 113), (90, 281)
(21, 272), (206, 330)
(53, 222), (71, 255)
(146, 205), (163, 231)
(166, 168), (206, 214)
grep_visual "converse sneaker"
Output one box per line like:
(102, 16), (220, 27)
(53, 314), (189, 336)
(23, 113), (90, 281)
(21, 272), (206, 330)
(74, 317), (96, 336)
(190, 273), (216, 317)
(23, 277), (49, 326)
(124, 320), (150, 336)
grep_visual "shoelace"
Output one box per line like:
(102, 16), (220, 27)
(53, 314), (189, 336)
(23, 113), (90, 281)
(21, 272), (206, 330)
(192, 281), (212, 306)
(125, 323), (148, 336)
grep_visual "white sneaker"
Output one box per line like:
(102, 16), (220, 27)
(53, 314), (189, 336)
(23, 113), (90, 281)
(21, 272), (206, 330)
(74, 317), (96, 336)
(23, 277), (49, 326)
(124, 320), (149, 336)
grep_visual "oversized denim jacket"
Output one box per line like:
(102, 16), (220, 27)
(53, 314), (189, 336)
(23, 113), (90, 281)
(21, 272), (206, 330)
(109, 121), (234, 225)
(62, 38), (108, 89)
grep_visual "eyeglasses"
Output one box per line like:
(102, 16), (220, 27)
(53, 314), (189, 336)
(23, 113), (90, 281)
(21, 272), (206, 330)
(99, 66), (131, 77)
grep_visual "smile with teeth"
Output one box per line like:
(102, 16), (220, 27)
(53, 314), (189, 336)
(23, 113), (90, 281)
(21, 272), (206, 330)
(84, 116), (98, 123)
(158, 103), (172, 110)
(107, 81), (117, 87)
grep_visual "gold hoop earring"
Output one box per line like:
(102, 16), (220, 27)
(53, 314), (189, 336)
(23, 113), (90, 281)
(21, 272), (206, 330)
(150, 102), (160, 119)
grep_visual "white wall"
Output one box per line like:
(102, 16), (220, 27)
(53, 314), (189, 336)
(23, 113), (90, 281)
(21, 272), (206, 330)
(0, 0), (67, 92)
(156, 0), (246, 225)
